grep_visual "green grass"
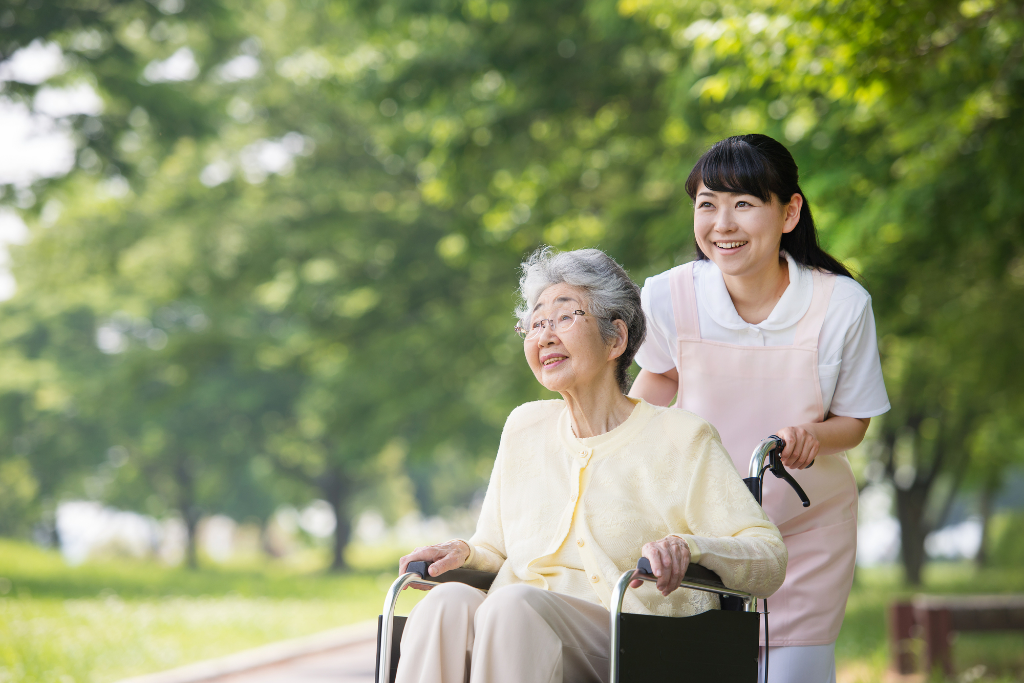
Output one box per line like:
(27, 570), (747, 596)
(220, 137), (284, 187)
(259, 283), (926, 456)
(4, 538), (1024, 683)
(0, 539), (425, 683)
(837, 563), (1024, 682)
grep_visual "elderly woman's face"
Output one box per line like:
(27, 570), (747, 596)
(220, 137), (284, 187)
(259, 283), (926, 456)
(523, 284), (618, 394)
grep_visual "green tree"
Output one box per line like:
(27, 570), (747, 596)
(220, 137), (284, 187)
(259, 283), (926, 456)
(0, 300), (112, 541)
(619, 0), (1024, 584)
(2, 0), (535, 568)
(964, 406), (1024, 567)
(4, 0), (1023, 583)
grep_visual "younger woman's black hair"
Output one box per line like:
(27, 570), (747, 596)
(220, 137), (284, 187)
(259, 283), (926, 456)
(684, 134), (853, 279)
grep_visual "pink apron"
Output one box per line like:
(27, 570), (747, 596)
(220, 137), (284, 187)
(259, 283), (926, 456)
(670, 262), (857, 646)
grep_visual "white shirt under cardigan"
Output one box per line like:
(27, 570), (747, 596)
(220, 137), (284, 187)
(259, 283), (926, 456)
(461, 398), (788, 617)
(635, 253), (891, 419)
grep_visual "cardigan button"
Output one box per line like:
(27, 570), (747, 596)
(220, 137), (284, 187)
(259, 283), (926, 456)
(590, 575), (600, 583)
(576, 538), (584, 547)
(570, 492), (577, 502)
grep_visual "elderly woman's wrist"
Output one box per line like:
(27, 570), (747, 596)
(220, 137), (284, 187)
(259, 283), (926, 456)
(451, 539), (474, 566)
(668, 534), (701, 564)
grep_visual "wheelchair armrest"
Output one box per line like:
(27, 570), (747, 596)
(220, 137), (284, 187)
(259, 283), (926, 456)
(407, 560), (497, 592)
(635, 557), (727, 592)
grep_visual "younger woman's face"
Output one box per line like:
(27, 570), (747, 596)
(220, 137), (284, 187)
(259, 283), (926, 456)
(693, 182), (801, 280)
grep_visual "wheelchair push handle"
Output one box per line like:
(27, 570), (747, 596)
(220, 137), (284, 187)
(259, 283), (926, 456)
(746, 436), (811, 508)
(403, 560), (498, 591)
(772, 437), (813, 470)
(634, 557), (729, 592)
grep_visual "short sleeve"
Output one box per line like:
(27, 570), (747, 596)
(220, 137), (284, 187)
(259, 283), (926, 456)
(828, 295), (890, 418)
(634, 275), (677, 373)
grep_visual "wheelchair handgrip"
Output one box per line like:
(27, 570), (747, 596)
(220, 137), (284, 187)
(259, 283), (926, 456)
(635, 557), (727, 591)
(636, 557), (653, 577)
(770, 437), (813, 469)
(405, 560), (498, 591)
(407, 560), (432, 578)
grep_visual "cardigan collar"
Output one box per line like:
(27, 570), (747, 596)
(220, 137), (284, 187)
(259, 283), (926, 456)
(558, 397), (655, 460)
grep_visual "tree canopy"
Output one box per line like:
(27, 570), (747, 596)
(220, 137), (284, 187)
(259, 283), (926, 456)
(2, 0), (1022, 580)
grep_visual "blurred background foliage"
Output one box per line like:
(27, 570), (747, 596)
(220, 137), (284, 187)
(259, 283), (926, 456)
(0, 0), (1022, 590)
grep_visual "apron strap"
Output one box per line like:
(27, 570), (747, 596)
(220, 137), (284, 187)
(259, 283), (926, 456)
(669, 263), (700, 341)
(793, 270), (836, 349)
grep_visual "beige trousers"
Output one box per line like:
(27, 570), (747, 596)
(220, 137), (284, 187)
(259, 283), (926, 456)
(394, 583), (611, 683)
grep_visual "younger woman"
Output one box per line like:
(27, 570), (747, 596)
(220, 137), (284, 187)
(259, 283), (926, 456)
(630, 134), (890, 683)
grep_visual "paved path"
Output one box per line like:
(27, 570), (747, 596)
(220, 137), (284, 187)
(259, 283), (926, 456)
(208, 639), (377, 683)
(115, 622), (379, 683)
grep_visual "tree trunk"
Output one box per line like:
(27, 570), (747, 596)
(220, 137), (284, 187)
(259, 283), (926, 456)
(332, 507), (353, 573)
(887, 405), (975, 586)
(975, 478), (997, 568)
(174, 456), (200, 570)
(184, 508), (200, 570)
(261, 516), (283, 558)
(895, 483), (930, 586)
(322, 467), (352, 573)
(49, 507), (62, 548)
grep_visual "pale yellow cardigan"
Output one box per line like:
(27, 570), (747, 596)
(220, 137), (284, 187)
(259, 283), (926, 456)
(461, 398), (787, 617)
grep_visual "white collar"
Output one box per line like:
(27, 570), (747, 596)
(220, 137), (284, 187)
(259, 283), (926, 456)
(696, 251), (813, 331)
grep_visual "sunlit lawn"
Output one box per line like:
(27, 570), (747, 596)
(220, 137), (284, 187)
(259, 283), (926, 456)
(0, 539), (424, 683)
(3, 538), (1024, 683)
(838, 563), (1024, 682)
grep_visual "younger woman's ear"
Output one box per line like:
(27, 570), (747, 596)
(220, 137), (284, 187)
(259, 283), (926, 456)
(782, 193), (803, 234)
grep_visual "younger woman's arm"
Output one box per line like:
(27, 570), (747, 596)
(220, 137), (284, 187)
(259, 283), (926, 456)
(777, 414), (870, 469)
(628, 368), (679, 407)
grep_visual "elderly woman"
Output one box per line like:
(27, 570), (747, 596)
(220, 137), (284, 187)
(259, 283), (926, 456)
(396, 248), (787, 683)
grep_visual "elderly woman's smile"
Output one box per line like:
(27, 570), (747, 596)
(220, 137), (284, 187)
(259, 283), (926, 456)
(541, 353), (568, 368)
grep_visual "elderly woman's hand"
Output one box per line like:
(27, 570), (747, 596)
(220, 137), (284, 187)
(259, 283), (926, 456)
(399, 540), (471, 588)
(630, 536), (691, 596)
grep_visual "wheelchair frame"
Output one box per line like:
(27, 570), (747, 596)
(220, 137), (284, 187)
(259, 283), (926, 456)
(376, 435), (806, 683)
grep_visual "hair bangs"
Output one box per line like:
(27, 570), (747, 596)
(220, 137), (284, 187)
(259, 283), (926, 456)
(685, 138), (778, 203)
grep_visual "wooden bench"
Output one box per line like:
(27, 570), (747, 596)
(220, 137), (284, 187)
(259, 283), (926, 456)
(889, 595), (1024, 675)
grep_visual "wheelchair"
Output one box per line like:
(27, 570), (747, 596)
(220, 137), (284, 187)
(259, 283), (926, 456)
(375, 435), (810, 683)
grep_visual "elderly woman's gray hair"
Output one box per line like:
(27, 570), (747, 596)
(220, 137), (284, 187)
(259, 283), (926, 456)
(515, 247), (646, 393)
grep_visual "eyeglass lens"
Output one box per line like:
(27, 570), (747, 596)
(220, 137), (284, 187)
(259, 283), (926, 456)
(520, 310), (580, 339)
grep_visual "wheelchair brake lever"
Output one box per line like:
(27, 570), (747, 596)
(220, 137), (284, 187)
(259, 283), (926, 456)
(767, 438), (812, 507)
(771, 466), (811, 507)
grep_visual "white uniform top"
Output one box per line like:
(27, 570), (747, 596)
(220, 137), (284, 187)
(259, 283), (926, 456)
(635, 253), (890, 419)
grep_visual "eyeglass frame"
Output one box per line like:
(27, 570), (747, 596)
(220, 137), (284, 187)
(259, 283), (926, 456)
(514, 309), (599, 340)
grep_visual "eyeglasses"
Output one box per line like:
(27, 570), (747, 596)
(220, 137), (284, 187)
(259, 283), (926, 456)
(515, 309), (590, 340)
